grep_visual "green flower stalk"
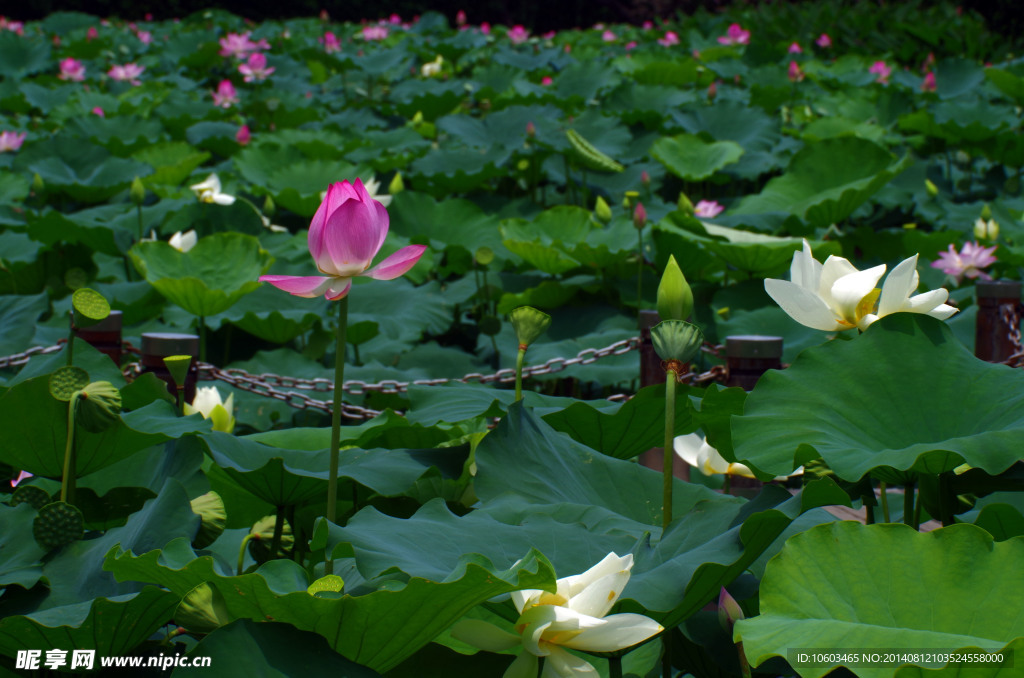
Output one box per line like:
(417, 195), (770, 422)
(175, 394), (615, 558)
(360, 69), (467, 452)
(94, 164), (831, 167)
(509, 306), (551, 401)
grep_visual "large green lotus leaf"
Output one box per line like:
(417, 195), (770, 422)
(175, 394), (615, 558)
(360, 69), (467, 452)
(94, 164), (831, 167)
(716, 305), (827, 364)
(130, 233), (273, 317)
(209, 285), (323, 342)
(0, 292), (47, 356)
(0, 587), (180, 662)
(0, 377), (210, 478)
(0, 170), (29, 206)
(409, 145), (510, 194)
(732, 314), (1024, 482)
(131, 141), (211, 187)
(651, 133), (744, 181)
(893, 638), (1023, 678)
(0, 504), (46, 589)
(730, 137), (910, 228)
(388, 79), (464, 120)
(986, 69), (1024, 107)
(736, 523), (1024, 678)
(13, 137), (153, 203)
(405, 383), (616, 427)
(347, 278), (451, 344)
(105, 537), (555, 673)
(26, 205), (136, 257)
(0, 31), (51, 77)
(5, 338), (124, 388)
(606, 83), (691, 126)
(173, 620), (381, 677)
(266, 159), (361, 217)
(672, 100), (779, 153)
(63, 115), (166, 156)
(934, 59), (986, 100)
(542, 382), (698, 459)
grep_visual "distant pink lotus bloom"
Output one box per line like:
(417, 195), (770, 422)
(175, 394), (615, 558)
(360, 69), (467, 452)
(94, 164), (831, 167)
(259, 178), (426, 301)
(388, 13), (402, 24)
(236, 125), (251, 145)
(219, 31), (269, 59)
(59, 57), (86, 81)
(816, 33), (831, 48)
(362, 25), (388, 40)
(239, 52), (274, 82)
(108, 63), (145, 85)
(602, 30), (617, 42)
(921, 51), (935, 72)
(321, 31), (340, 53)
(717, 23), (750, 45)
(541, 30), (556, 40)
(0, 131), (26, 152)
(541, 76), (552, 86)
(625, 41), (637, 51)
(456, 10), (467, 27)
(633, 202), (647, 229)
(87, 26), (98, 40)
(211, 79), (238, 108)
(92, 106), (104, 116)
(480, 22), (491, 35)
(921, 71), (936, 92)
(52, 35), (61, 47)
(788, 42), (802, 54)
(658, 31), (679, 47)
(11, 470), (32, 488)
(642, 21), (653, 30)
(0, 17), (24, 35)
(869, 60), (892, 84)
(508, 25), (529, 44)
(788, 60), (804, 82)
(137, 30), (152, 44)
(695, 200), (724, 218)
(931, 242), (997, 283)
(707, 81), (718, 101)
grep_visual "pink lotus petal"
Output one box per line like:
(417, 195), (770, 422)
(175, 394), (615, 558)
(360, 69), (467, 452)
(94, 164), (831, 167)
(325, 278), (353, 300)
(309, 180), (363, 265)
(320, 193), (389, 277)
(259, 274), (333, 298)
(362, 245), (427, 280)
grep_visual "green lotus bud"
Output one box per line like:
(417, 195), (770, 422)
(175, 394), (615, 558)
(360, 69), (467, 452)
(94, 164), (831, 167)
(389, 171), (405, 195)
(651, 319), (703, 364)
(718, 587), (745, 631)
(623, 190), (640, 210)
(509, 306), (551, 349)
(924, 179), (938, 197)
(677, 192), (694, 216)
(75, 381), (122, 433)
(32, 172), (45, 195)
(657, 255), (693, 321)
(262, 194), (276, 217)
(974, 218), (999, 241)
(130, 176), (146, 206)
(980, 203), (992, 221)
(594, 196), (612, 223)
(190, 491), (227, 549)
(633, 202), (647, 230)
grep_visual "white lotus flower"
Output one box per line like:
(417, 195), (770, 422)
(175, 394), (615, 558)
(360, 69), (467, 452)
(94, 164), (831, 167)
(674, 433), (801, 480)
(169, 229), (197, 252)
(764, 239), (957, 332)
(451, 553), (662, 677)
(190, 174), (236, 205)
(184, 386), (235, 433)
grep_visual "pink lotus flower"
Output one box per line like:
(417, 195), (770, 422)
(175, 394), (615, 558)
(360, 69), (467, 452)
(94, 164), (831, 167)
(642, 21), (653, 30)
(695, 200), (724, 218)
(87, 26), (98, 40)
(259, 178), (426, 301)
(388, 13), (402, 24)
(239, 52), (274, 82)
(602, 30), (617, 42)
(508, 25), (529, 44)
(869, 61), (892, 84)
(625, 41), (637, 51)
(658, 31), (679, 47)
(59, 57), (86, 81)
(92, 107), (104, 116)
(788, 60), (804, 82)
(219, 32), (269, 59)
(11, 470), (32, 488)
(0, 131), (26, 152)
(816, 33), (831, 48)
(921, 71), (936, 92)
(137, 30), (152, 44)
(480, 22), (491, 35)
(108, 63), (145, 85)
(931, 242), (997, 283)
(0, 17), (24, 35)
(788, 42), (802, 54)
(541, 76), (552, 86)
(236, 125), (251, 145)
(717, 23), (750, 45)
(456, 10), (467, 27)
(362, 25), (388, 40)
(541, 30), (556, 40)
(211, 79), (238, 107)
(321, 31), (341, 53)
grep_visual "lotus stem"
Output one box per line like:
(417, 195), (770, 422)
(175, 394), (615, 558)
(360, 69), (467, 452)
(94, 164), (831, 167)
(270, 508), (284, 558)
(515, 346), (527, 401)
(237, 534), (254, 575)
(637, 227), (644, 322)
(608, 656), (623, 678)
(939, 472), (954, 527)
(66, 313), (75, 367)
(662, 367), (677, 531)
(326, 295), (349, 575)
(198, 316), (206, 363)
(737, 640), (752, 678)
(879, 482), (890, 523)
(904, 482), (916, 530)
(60, 394), (78, 505)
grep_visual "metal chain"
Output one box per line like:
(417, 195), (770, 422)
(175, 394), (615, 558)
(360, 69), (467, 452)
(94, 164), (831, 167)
(1001, 302), (1024, 368)
(0, 344), (63, 369)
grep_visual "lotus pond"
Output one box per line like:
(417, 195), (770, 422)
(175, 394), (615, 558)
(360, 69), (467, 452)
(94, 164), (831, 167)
(1, 3), (1024, 677)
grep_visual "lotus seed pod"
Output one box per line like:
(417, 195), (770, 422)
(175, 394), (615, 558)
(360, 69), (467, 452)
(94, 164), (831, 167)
(163, 355), (192, 390)
(130, 176), (146, 206)
(651, 319), (703, 363)
(475, 246), (494, 266)
(11, 485), (52, 510)
(594, 195), (612, 223)
(71, 288), (111, 326)
(509, 306), (551, 348)
(190, 491), (227, 549)
(33, 501), (84, 551)
(49, 366), (90, 402)
(677, 192), (694, 216)
(75, 381), (122, 433)
(657, 255), (693, 321)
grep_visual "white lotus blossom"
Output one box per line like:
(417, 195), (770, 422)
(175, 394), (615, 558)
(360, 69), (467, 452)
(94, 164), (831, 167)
(185, 386), (235, 433)
(190, 174), (236, 205)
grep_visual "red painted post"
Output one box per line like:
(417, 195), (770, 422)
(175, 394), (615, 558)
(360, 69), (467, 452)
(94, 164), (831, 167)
(725, 335), (783, 390)
(74, 310), (123, 366)
(975, 280), (1022, 363)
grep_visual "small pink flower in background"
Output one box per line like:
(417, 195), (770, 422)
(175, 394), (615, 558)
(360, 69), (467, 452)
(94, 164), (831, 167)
(508, 25), (529, 44)
(816, 33), (831, 48)
(87, 26), (98, 40)
(692, 49), (701, 59)
(921, 71), (936, 92)
(593, 23), (605, 30)
(658, 31), (679, 47)
(641, 170), (650, 186)
(541, 76), (552, 86)
(137, 30), (152, 44)
(0, 131), (26, 152)
(869, 61), (892, 84)
(362, 25), (388, 40)
(602, 30), (617, 42)
(455, 10), (467, 27)
(717, 23), (750, 45)
(239, 52), (274, 82)
(219, 31), (269, 59)
(633, 202), (647, 229)
(319, 9), (330, 21)
(108, 63), (145, 85)
(59, 57), (86, 81)
(11, 470), (32, 488)
(321, 31), (340, 53)
(921, 51), (935, 72)
(480, 22), (491, 35)
(236, 125), (251, 145)
(707, 80), (718, 101)
(92, 106), (104, 116)
(642, 20), (653, 30)
(0, 17), (24, 35)
(388, 13), (402, 24)
(52, 35), (61, 46)
(526, 121), (536, 137)
(625, 40), (637, 51)
(541, 30), (556, 40)
(211, 79), (238, 107)
(259, 178), (426, 301)
(788, 42), (802, 53)
(788, 60), (804, 82)
(695, 200), (724, 218)
(931, 242), (997, 283)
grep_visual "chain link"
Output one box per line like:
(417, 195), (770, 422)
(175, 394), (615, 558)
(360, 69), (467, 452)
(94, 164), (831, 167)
(1000, 302), (1024, 368)
(0, 344), (63, 369)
